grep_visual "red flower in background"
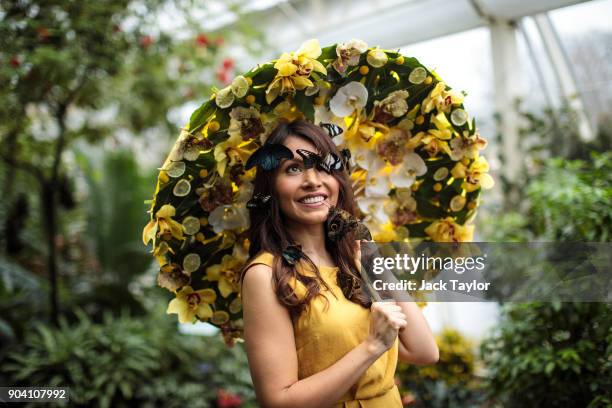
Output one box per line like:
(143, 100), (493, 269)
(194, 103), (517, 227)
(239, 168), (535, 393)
(196, 33), (209, 47)
(216, 69), (230, 85)
(139, 35), (153, 48)
(216, 388), (242, 408)
(222, 57), (234, 70)
(10, 56), (20, 68)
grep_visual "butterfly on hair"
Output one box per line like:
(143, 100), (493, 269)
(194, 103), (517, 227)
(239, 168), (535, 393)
(319, 122), (343, 138)
(281, 243), (303, 266)
(246, 193), (272, 210)
(245, 143), (294, 171)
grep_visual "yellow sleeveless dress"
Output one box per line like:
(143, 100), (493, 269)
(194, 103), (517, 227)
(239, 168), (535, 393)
(243, 251), (403, 408)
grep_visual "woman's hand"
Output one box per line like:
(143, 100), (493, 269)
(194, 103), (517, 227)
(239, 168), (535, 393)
(365, 301), (407, 355)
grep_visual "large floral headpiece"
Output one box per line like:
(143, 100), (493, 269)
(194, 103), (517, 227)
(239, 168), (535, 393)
(143, 38), (494, 347)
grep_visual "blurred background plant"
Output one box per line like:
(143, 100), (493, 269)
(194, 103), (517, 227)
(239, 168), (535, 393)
(396, 327), (486, 408)
(476, 100), (612, 407)
(1, 0), (263, 405)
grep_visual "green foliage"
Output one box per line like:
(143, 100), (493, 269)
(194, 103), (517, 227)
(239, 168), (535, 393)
(526, 151), (612, 241)
(480, 302), (612, 407)
(481, 108), (612, 407)
(397, 328), (485, 407)
(2, 307), (256, 407)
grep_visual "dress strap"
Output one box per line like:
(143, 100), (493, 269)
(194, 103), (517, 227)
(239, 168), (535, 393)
(240, 251), (275, 291)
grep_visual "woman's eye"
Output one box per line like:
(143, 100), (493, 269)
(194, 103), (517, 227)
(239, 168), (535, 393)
(286, 164), (302, 174)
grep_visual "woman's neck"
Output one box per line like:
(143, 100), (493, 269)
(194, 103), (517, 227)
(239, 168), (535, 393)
(286, 221), (334, 265)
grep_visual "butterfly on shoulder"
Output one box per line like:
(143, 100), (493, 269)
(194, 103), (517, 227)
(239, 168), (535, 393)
(245, 143), (294, 171)
(295, 149), (343, 174)
(325, 205), (372, 242)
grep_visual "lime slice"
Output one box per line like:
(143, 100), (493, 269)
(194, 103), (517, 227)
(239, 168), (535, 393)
(182, 216), (200, 235)
(199, 288), (217, 303)
(450, 195), (467, 212)
(215, 86), (235, 108)
(211, 310), (230, 325)
(305, 85), (319, 96)
(229, 297), (242, 314)
(173, 179), (192, 197)
(165, 161), (186, 177)
(433, 167), (449, 181)
(451, 109), (468, 126)
(183, 253), (201, 274)
(408, 67), (427, 84)
(231, 75), (249, 98)
(183, 145), (200, 161)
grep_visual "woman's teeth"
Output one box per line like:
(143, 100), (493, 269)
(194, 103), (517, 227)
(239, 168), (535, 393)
(299, 195), (325, 204)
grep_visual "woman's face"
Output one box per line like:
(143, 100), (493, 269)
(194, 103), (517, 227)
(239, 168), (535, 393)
(274, 135), (340, 226)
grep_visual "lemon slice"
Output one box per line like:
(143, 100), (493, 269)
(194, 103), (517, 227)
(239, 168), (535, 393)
(215, 86), (235, 108)
(173, 179), (191, 197)
(231, 75), (249, 98)
(211, 310), (230, 325)
(450, 195), (467, 212)
(408, 67), (427, 84)
(182, 253), (201, 274)
(229, 297), (242, 313)
(183, 146), (200, 161)
(199, 288), (217, 303)
(433, 167), (449, 181)
(182, 216), (200, 235)
(451, 108), (468, 126)
(165, 161), (186, 177)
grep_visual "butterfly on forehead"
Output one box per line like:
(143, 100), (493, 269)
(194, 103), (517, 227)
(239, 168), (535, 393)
(295, 149), (344, 174)
(245, 143), (294, 171)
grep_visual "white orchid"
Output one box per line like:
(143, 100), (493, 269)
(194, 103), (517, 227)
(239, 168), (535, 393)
(208, 203), (249, 233)
(388, 152), (427, 188)
(329, 81), (368, 118)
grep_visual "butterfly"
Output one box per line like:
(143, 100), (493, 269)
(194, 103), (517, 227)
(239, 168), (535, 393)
(281, 243), (303, 266)
(295, 149), (343, 174)
(320, 122), (344, 138)
(245, 143), (294, 171)
(246, 193), (272, 210)
(325, 205), (372, 242)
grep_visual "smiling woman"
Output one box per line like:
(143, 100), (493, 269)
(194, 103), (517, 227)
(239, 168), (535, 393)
(237, 119), (437, 408)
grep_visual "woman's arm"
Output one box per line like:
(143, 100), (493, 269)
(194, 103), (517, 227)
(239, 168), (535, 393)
(353, 240), (438, 365)
(396, 301), (439, 365)
(242, 264), (390, 408)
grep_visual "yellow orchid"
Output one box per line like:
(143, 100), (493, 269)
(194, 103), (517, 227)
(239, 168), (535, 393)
(451, 156), (495, 192)
(166, 286), (216, 324)
(425, 217), (474, 242)
(450, 130), (488, 161)
(213, 133), (255, 177)
(142, 204), (184, 246)
(420, 112), (454, 157)
(205, 247), (247, 297)
(153, 240), (175, 266)
(266, 39), (327, 104)
(421, 82), (464, 114)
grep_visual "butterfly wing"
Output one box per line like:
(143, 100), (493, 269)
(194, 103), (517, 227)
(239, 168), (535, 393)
(320, 123), (344, 138)
(320, 153), (343, 173)
(245, 143), (294, 171)
(295, 149), (322, 170)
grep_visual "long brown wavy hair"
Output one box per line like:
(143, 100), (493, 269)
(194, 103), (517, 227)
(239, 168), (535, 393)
(239, 119), (372, 321)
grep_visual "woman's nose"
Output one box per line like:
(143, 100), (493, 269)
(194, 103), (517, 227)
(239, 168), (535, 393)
(302, 167), (322, 187)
